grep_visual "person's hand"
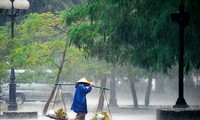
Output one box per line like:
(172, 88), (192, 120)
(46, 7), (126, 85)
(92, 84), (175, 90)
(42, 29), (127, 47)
(90, 82), (94, 87)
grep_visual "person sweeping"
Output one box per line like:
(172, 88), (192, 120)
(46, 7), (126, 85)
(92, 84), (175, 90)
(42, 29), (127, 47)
(71, 78), (94, 120)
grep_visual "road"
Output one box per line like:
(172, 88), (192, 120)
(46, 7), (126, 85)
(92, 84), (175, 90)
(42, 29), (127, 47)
(0, 101), (156, 120)
(0, 90), (163, 120)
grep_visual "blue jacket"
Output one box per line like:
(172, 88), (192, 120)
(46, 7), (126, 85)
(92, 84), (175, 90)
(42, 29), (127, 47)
(71, 83), (92, 113)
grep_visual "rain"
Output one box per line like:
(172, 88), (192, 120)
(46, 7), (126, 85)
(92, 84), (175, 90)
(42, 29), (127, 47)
(0, 0), (200, 120)
(1, 74), (200, 120)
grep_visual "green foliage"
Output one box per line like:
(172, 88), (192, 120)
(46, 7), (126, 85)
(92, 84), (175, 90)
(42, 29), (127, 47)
(0, 62), (9, 84)
(8, 13), (62, 68)
(0, 11), (112, 84)
(59, 46), (112, 82)
(1, 0), (199, 84)
(68, 23), (96, 50)
(63, 0), (200, 74)
(60, 4), (88, 25)
(0, 12), (67, 83)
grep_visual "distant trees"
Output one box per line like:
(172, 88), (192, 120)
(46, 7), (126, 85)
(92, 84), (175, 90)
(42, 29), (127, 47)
(1, 0), (200, 108)
(63, 0), (200, 73)
(0, 11), (114, 113)
(60, 0), (200, 107)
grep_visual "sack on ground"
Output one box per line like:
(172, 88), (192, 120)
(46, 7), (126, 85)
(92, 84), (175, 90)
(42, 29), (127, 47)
(47, 109), (57, 118)
(46, 109), (68, 120)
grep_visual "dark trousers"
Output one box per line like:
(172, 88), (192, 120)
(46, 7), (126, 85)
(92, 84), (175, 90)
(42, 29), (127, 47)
(76, 112), (86, 120)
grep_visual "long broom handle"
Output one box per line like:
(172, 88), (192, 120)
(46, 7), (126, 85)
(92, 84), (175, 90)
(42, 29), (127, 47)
(55, 83), (110, 90)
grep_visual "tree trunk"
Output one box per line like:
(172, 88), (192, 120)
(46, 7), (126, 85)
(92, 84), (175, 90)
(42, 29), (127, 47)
(155, 74), (165, 93)
(145, 76), (152, 106)
(129, 79), (138, 108)
(109, 71), (118, 107)
(96, 75), (106, 112)
(42, 42), (68, 115)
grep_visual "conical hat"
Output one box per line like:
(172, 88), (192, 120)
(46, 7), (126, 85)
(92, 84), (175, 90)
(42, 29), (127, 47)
(77, 78), (90, 84)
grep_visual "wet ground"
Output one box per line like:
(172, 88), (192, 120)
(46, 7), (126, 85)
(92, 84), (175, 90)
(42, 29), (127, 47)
(0, 99), (156, 120)
(1, 88), (199, 120)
